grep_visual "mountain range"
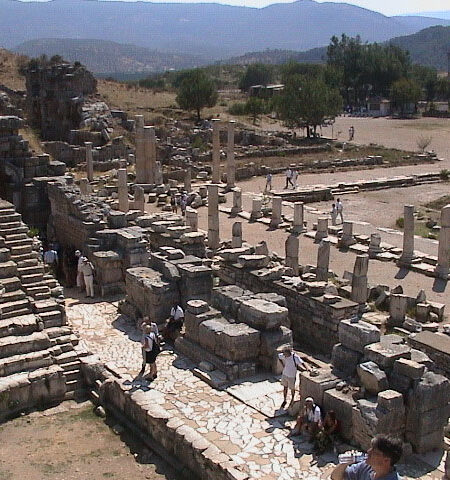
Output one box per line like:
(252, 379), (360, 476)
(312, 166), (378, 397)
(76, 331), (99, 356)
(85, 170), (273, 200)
(2, 0), (450, 60)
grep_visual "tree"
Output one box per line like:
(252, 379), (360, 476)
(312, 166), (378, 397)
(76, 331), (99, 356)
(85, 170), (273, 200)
(390, 78), (421, 116)
(176, 69), (218, 121)
(275, 74), (342, 137)
(245, 97), (266, 124)
(238, 63), (274, 92)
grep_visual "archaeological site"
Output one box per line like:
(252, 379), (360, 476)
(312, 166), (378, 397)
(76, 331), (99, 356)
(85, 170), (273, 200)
(0, 53), (449, 480)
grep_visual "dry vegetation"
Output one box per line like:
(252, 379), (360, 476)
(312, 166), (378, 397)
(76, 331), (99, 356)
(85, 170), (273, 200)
(0, 49), (26, 90)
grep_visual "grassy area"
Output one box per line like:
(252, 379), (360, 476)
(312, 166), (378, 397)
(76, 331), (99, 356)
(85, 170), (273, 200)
(424, 195), (450, 211)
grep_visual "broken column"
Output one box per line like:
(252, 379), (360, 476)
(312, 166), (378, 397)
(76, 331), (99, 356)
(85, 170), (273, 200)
(185, 207), (198, 232)
(293, 202), (305, 233)
(389, 294), (408, 326)
(398, 205), (415, 266)
(134, 115), (146, 184)
(339, 221), (357, 248)
(435, 204), (450, 279)
(79, 178), (89, 196)
(118, 168), (129, 212)
(368, 233), (383, 258)
(155, 161), (163, 185)
(315, 217), (328, 242)
(232, 221), (242, 248)
(207, 184), (220, 249)
(285, 234), (299, 275)
(351, 254), (369, 305)
(226, 120), (236, 189)
(251, 198), (263, 220)
(270, 197), (283, 228)
(184, 166), (192, 193)
(316, 239), (330, 281)
(231, 188), (242, 215)
(211, 119), (221, 184)
(144, 126), (157, 184)
(85, 141), (93, 182)
(134, 185), (145, 213)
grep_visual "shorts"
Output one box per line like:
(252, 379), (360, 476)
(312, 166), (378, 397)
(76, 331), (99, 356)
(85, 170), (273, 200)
(145, 350), (158, 364)
(281, 375), (296, 390)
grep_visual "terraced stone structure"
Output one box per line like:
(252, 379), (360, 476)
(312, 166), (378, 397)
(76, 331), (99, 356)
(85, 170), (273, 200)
(0, 200), (84, 420)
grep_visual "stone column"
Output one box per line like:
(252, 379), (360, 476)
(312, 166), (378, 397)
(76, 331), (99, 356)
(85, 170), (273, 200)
(144, 126), (157, 184)
(185, 207), (198, 232)
(226, 120), (236, 189)
(118, 168), (129, 212)
(293, 202), (305, 233)
(339, 221), (356, 248)
(134, 185), (145, 213)
(251, 198), (263, 220)
(389, 294), (408, 326)
(119, 158), (127, 169)
(85, 142), (94, 182)
(211, 119), (221, 183)
(398, 205), (415, 265)
(232, 221), (242, 248)
(316, 239), (330, 281)
(155, 161), (163, 185)
(285, 234), (299, 276)
(351, 254), (369, 304)
(315, 217), (328, 242)
(231, 188), (242, 215)
(207, 184), (220, 249)
(134, 115), (146, 184)
(270, 197), (282, 228)
(184, 166), (192, 193)
(435, 204), (450, 279)
(368, 233), (383, 258)
(79, 178), (89, 196)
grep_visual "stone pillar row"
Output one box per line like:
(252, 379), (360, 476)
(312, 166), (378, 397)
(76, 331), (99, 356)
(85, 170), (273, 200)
(211, 119), (236, 187)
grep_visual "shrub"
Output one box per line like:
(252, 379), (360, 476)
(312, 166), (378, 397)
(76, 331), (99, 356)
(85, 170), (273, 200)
(396, 217), (404, 228)
(228, 102), (247, 115)
(440, 169), (450, 181)
(416, 136), (432, 153)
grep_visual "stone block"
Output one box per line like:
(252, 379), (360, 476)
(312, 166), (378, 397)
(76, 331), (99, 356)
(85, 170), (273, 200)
(387, 371), (412, 395)
(331, 343), (361, 376)
(357, 361), (389, 394)
(406, 429), (444, 453)
(410, 349), (433, 369)
(238, 298), (288, 331)
(364, 342), (411, 369)
(393, 358), (425, 380)
(299, 369), (339, 406)
(211, 285), (251, 315)
(198, 318), (228, 352)
(259, 326), (292, 356)
(407, 372), (450, 412)
(324, 388), (357, 441)
(186, 299), (209, 315)
(215, 323), (260, 362)
(377, 389), (404, 411)
(339, 319), (380, 353)
(406, 403), (450, 437)
(237, 254), (270, 269)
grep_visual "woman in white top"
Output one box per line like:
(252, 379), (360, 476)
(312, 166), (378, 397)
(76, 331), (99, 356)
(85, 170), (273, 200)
(138, 324), (160, 380)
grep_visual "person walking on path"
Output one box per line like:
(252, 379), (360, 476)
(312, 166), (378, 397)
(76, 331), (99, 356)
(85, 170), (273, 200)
(75, 250), (85, 290)
(292, 169), (299, 189)
(79, 257), (95, 298)
(336, 198), (344, 224)
(139, 323), (160, 380)
(284, 168), (294, 189)
(349, 126), (355, 141)
(331, 203), (338, 226)
(278, 346), (309, 409)
(265, 172), (273, 192)
(43, 245), (58, 277)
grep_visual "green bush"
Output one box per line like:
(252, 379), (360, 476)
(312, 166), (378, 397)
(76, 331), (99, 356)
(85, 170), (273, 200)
(396, 217), (404, 228)
(228, 102), (247, 115)
(440, 169), (450, 180)
(27, 227), (40, 238)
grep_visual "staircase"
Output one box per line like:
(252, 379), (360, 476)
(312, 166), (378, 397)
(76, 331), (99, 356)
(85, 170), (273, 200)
(0, 200), (87, 420)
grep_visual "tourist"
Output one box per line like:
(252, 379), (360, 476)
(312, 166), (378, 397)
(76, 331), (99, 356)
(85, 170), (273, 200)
(336, 198), (344, 224)
(293, 169), (299, 189)
(170, 195), (177, 213)
(79, 257), (95, 298)
(314, 410), (339, 453)
(138, 323), (160, 380)
(162, 303), (184, 343)
(278, 346), (308, 409)
(331, 203), (338, 226)
(43, 245), (58, 277)
(265, 172), (273, 192)
(331, 434), (403, 480)
(285, 168), (294, 189)
(75, 250), (85, 290)
(180, 193), (187, 215)
(349, 126), (355, 141)
(290, 397), (322, 440)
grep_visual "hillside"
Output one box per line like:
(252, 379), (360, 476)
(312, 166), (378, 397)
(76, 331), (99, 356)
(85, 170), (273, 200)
(224, 47), (326, 66)
(14, 39), (206, 74)
(2, 0), (450, 60)
(389, 26), (450, 71)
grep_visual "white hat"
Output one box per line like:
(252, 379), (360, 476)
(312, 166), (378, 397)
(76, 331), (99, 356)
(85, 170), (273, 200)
(305, 397), (314, 403)
(75, 250), (81, 255)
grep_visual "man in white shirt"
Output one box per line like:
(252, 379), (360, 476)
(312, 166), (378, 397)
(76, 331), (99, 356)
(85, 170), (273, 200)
(290, 397), (322, 439)
(278, 347), (308, 408)
(336, 198), (344, 224)
(79, 257), (95, 298)
(163, 303), (185, 342)
(43, 247), (58, 276)
(75, 250), (85, 290)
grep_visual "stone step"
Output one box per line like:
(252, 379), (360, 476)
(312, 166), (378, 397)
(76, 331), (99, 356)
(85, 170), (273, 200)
(0, 331), (51, 359)
(0, 277), (21, 292)
(55, 351), (79, 365)
(10, 252), (34, 263)
(10, 244), (33, 256)
(0, 207), (17, 217)
(0, 213), (22, 224)
(0, 248), (11, 263)
(18, 265), (45, 277)
(39, 310), (63, 328)
(0, 349), (53, 377)
(0, 308), (31, 320)
(64, 368), (83, 383)
(56, 334), (79, 347)
(6, 238), (33, 248)
(0, 226), (28, 236)
(4, 233), (28, 242)
(33, 299), (59, 314)
(60, 360), (81, 372)
(0, 261), (17, 279)
(0, 313), (38, 338)
(45, 326), (73, 339)
(0, 221), (22, 231)
(17, 258), (39, 268)
(34, 292), (51, 301)
(21, 273), (44, 285)
(64, 388), (87, 401)
(41, 278), (58, 289)
(24, 285), (51, 296)
(0, 289), (26, 304)
(65, 379), (83, 392)
(0, 298), (31, 317)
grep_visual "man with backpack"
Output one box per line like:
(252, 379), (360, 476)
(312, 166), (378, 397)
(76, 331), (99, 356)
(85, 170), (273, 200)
(278, 347), (309, 409)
